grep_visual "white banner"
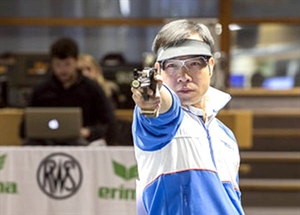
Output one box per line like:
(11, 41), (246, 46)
(0, 146), (137, 215)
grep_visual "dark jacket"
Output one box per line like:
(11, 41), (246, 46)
(20, 73), (117, 145)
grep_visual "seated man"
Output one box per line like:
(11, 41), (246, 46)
(20, 37), (117, 146)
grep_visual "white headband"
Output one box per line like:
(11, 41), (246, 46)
(157, 40), (212, 62)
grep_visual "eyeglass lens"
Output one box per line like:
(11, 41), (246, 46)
(162, 56), (208, 74)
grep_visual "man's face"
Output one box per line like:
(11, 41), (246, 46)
(161, 55), (213, 108)
(51, 57), (78, 84)
(159, 34), (214, 108)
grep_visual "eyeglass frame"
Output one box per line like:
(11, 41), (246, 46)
(159, 55), (211, 75)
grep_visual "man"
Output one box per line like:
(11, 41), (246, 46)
(131, 19), (245, 215)
(21, 37), (117, 145)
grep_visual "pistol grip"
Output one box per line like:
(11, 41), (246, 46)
(142, 88), (149, 101)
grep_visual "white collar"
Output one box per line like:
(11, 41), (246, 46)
(182, 87), (231, 120)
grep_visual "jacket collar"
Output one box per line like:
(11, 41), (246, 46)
(183, 87), (231, 119)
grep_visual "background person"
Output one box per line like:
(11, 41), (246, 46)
(20, 37), (117, 146)
(131, 19), (245, 215)
(78, 53), (133, 146)
(78, 53), (119, 109)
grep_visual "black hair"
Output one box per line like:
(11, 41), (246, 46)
(152, 19), (215, 54)
(50, 37), (79, 59)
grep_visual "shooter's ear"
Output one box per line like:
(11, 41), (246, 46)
(154, 62), (161, 74)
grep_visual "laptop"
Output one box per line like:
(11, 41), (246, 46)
(24, 107), (82, 140)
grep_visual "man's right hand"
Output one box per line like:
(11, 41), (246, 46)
(131, 62), (172, 116)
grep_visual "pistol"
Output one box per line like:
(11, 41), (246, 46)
(131, 67), (159, 117)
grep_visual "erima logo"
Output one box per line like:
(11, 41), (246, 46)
(0, 154), (6, 171)
(113, 160), (137, 181)
(37, 153), (83, 200)
(98, 160), (137, 200)
(0, 154), (18, 194)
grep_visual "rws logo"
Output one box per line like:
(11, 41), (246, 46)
(0, 154), (18, 194)
(37, 153), (83, 200)
(98, 160), (137, 200)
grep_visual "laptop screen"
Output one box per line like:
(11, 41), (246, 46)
(24, 107), (82, 139)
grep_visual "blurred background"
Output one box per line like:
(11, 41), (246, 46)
(0, 0), (299, 214)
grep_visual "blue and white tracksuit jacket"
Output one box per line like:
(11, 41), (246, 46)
(132, 86), (245, 215)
